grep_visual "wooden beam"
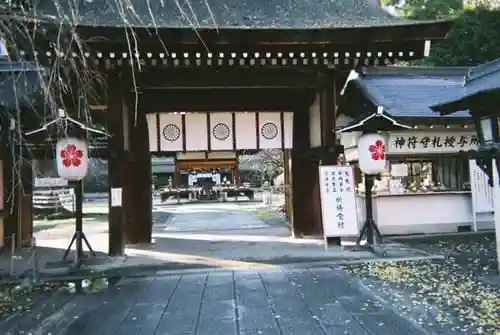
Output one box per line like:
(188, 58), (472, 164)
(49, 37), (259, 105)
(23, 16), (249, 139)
(319, 72), (338, 165)
(137, 88), (316, 113)
(176, 159), (237, 170)
(137, 68), (319, 89)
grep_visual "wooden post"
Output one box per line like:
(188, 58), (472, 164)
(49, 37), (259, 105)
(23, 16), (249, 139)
(1, 117), (15, 248)
(107, 72), (127, 256)
(17, 158), (33, 247)
(319, 72), (340, 245)
(3, 123), (33, 248)
(133, 113), (152, 244)
(291, 107), (317, 237)
(283, 149), (293, 226)
(172, 156), (181, 203)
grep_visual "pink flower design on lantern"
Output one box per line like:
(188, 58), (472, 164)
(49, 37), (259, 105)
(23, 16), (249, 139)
(368, 140), (385, 161)
(60, 144), (83, 167)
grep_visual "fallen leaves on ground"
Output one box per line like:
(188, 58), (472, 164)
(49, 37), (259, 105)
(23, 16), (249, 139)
(0, 280), (63, 320)
(343, 233), (499, 334)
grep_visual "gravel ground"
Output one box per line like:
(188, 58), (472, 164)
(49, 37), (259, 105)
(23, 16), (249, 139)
(343, 233), (500, 335)
(241, 206), (288, 227)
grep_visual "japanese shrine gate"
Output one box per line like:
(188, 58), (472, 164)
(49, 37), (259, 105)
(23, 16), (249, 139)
(3, 0), (452, 255)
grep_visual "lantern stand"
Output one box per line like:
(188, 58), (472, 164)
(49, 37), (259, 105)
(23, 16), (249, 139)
(335, 107), (412, 256)
(357, 172), (383, 247)
(25, 109), (110, 269)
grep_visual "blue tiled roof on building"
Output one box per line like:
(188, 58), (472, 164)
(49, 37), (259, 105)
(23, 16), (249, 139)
(430, 57), (500, 114)
(463, 57), (500, 96)
(345, 66), (470, 118)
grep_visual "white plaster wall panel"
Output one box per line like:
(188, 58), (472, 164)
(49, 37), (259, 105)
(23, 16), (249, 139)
(283, 112), (293, 149)
(235, 112), (257, 149)
(159, 113), (184, 151)
(146, 113), (158, 152)
(185, 113), (208, 151)
(210, 113), (234, 151)
(258, 112), (282, 149)
(309, 94), (321, 148)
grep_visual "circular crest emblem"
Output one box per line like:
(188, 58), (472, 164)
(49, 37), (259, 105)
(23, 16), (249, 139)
(162, 124), (181, 142)
(212, 123), (231, 141)
(261, 122), (279, 140)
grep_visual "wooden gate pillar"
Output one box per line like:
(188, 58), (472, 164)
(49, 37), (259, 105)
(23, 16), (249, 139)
(1, 117), (33, 249)
(283, 149), (293, 225)
(319, 73), (340, 245)
(291, 108), (321, 236)
(17, 157), (33, 247)
(125, 112), (152, 244)
(107, 72), (128, 256)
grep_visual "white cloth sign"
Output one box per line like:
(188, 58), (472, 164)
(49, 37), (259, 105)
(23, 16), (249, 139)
(469, 160), (494, 213)
(318, 165), (359, 237)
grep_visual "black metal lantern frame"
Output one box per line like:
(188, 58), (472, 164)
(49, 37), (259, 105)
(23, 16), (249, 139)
(468, 112), (500, 187)
(25, 109), (110, 269)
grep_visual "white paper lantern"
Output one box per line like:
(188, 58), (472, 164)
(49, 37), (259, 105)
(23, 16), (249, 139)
(56, 138), (89, 181)
(358, 133), (386, 175)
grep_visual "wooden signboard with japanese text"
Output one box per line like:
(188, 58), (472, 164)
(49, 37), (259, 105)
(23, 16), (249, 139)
(387, 132), (479, 155)
(318, 165), (359, 240)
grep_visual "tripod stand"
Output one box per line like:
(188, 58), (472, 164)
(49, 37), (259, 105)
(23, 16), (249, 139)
(62, 180), (96, 267)
(355, 174), (387, 256)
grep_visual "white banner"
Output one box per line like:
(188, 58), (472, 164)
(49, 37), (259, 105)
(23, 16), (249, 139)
(235, 112), (257, 149)
(469, 160), (494, 213)
(469, 159), (494, 232)
(258, 112), (282, 149)
(185, 113), (208, 151)
(210, 113), (233, 151)
(318, 165), (359, 237)
(150, 112), (294, 152)
(159, 113), (184, 151)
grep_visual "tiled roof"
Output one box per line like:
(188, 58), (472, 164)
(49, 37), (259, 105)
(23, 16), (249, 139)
(430, 57), (500, 114)
(11, 0), (430, 28)
(346, 66), (470, 118)
(463, 57), (500, 96)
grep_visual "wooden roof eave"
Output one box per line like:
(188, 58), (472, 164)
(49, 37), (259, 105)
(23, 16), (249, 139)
(72, 20), (454, 46)
(431, 89), (500, 116)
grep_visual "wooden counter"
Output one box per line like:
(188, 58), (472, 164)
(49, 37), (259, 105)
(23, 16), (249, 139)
(356, 191), (494, 235)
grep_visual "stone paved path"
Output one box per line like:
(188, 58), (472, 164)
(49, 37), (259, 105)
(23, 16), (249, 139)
(2, 266), (431, 335)
(154, 203), (270, 232)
